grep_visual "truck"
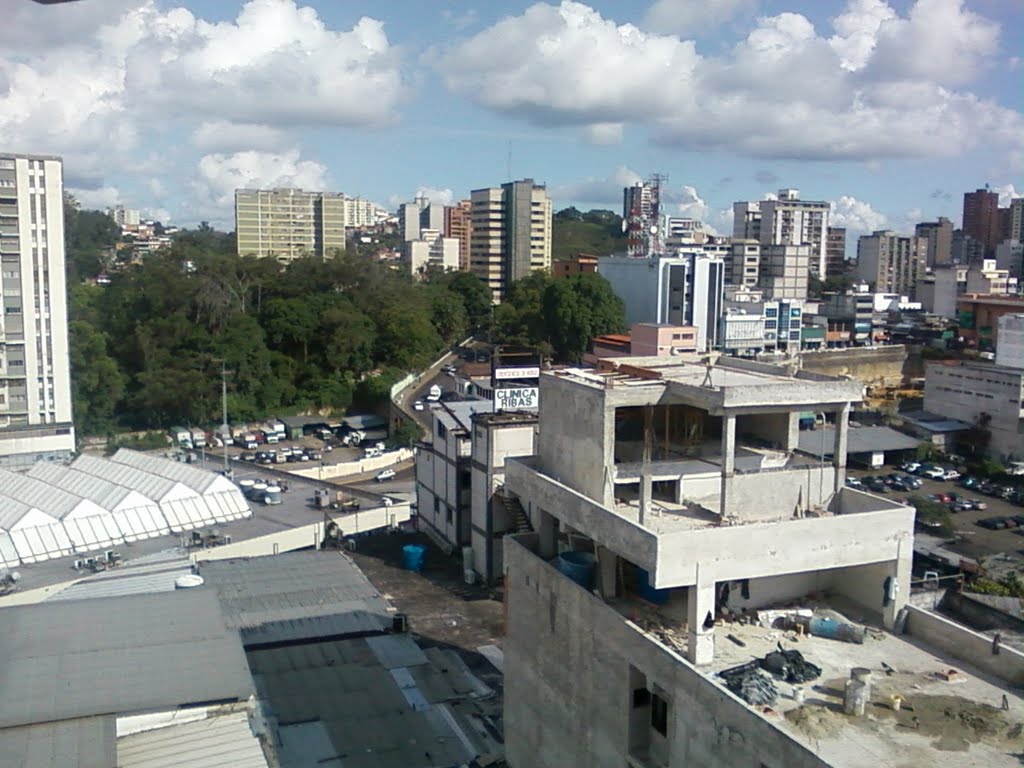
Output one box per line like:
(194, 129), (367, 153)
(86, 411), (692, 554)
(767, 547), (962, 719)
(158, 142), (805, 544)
(188, 426), (207, 449)
(169, 426), (192, 449)
(234, 433), (259, 450)
(426, 384), (442, 402)
(265, 419), (286, 442)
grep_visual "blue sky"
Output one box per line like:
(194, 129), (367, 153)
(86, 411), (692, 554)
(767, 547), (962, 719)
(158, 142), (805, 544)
(2, 0), (1021, 244)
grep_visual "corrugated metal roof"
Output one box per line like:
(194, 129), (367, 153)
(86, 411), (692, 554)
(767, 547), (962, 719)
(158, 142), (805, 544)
(200, 551), (390, 630)
(46, 552), (194, 602)
(0, 716), (115, 768)
(0, 589), (254, 729)
(0, 495), (37, 531)
(116, 711), (268, 768)
(240, 612), (387, 646)
(246, 636), (491, 768)
(797, 426), (921, 457)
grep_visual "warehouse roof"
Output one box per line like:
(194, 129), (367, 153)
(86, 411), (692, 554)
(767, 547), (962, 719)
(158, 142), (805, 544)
(0, 589), (254, 729)
(199, 551), (390, 630)
(116, 710), (268, 768)
(340, 413), (388, 430)
(0, 716), (115, 768)
(797, 425), (920, 458)
(71, 454), (198, 502)
(46, 551), (194, 603)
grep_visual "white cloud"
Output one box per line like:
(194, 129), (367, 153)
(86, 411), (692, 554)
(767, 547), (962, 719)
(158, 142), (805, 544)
(0, 0), (402, 199)
(830, 195), (888, 232)
(643, 0), (756, 36)
(189, 149), (329, 224)
(434, 0), (1023, 163)
(192, 121), (285, 153)
(433, 2), (700, 125)
(994, 184), (1021, 207)
(414, 187), (455, 207)
(550, 165), (643, 207)
(69, 186), (123, 210)
(582, 123), (624, 145)
(671, 185), (709, 220)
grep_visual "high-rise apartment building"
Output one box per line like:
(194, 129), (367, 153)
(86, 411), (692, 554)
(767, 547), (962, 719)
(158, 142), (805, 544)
(856, 230), (927, 297)
(733, 189), (830, 275)
(915, 216), (953, 266)
(826, 226), (847, 275)
(469, 179), (552, 303)
(962, 187), (1001, 254)
(759, 243), (811, 300)
(444, 200), (471, 271)
(235, 188), (348, 261)
(0, 154), (75, 466)
(109, 205), (140, 228)
(1004, 197), (1024, 245)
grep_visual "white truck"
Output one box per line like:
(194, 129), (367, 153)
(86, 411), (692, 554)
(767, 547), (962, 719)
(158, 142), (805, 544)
(188, 427), (207, 449)
(426, 384), (442, 402)
(169, 426), (192, 449)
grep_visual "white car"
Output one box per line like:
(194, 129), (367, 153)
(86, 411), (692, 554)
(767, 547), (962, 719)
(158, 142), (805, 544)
(375, 468), (396, 482)
(942, 469), (961, 481)
(413, 400), (424, 411)
(921, 467), (946, 480)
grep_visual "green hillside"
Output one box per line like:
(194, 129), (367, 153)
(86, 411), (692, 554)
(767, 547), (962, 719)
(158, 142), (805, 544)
(552, 207), (627, 261)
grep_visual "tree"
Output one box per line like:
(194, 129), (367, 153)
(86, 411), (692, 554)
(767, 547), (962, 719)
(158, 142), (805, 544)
(69, 320), (125, 435)
(908, 495), (953, 536)
(439, 271), (493, 331)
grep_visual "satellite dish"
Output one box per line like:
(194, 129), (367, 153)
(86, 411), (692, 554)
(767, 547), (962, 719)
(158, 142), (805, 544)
(650, 225), (659, 234)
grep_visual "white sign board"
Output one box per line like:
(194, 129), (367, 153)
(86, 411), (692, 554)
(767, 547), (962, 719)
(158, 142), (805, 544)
(494, 366), (541, 380)
(494, 386), (539, 410)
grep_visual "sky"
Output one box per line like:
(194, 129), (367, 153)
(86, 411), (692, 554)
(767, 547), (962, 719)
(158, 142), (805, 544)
(2, 0), (1022, 246)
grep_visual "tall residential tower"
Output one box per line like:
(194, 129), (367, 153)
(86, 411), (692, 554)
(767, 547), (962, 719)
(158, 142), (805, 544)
(0, 154), (75, 466)
(469, 179), (552, 303)
(234, 188), (348, 261)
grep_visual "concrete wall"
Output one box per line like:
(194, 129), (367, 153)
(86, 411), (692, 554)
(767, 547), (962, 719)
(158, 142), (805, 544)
(287, 448), (413, 479)
(904, 605), (1024, 686)
(798, 345), (907, 389)
(504, 539), (831, 768)
(538, 374), (611, 505)
(728, 465), (835, 520)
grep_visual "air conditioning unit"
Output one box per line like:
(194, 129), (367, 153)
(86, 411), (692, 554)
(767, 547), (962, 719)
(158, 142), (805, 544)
(73, 559), (84, 570)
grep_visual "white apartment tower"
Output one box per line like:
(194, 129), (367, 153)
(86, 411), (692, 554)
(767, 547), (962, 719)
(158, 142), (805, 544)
(733, 189), (830, 276)
(0, 154), (75, 466)
(470, 179), (552, 303)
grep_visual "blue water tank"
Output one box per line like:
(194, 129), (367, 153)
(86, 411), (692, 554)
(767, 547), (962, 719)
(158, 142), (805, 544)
(402, 544), (426, 573)
(637, 568), (670, 604)
(557, 551), (597, 590)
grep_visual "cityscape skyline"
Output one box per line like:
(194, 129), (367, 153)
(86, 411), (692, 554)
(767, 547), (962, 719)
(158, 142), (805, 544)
(2, 0), (1021, 240)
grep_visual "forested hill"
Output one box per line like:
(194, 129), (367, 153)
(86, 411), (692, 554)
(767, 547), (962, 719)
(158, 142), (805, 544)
(64, 203), (626, 437)
(552, 207), (626, 261)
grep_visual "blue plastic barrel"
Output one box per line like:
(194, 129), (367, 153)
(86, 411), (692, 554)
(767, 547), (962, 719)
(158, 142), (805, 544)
(402, 544), (426, 573)
(557, 551), (597, 590)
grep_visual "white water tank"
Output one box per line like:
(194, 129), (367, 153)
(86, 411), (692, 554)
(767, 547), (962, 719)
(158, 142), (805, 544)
(175, 574), (205, 589)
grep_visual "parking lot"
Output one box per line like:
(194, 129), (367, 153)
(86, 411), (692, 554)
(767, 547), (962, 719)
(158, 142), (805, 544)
(849, 467), (1024, 562)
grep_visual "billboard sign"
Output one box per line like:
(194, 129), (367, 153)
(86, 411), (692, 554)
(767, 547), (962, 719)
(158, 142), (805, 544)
(494, 386), (539, 410)
(494, 366), (541, 380)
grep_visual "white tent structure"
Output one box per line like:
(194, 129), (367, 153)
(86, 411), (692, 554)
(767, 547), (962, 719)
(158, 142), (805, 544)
(0, 496), (74, 565)
(26, 463), (171, 542)
(0, 468), (119, 554)
(110, 450), (250, 527)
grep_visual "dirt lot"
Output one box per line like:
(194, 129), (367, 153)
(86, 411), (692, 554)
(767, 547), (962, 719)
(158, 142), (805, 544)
(849, 468), (1024, 562)
(347, 530), (506, 653)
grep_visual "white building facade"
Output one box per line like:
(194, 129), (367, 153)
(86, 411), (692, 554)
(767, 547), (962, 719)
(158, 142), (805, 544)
(0, 154), (75, 466)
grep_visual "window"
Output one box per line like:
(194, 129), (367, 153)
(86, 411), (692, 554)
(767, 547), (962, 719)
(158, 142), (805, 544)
(632, 688), (650, 708)
(433, 498), (440, 514)
(446, 505), (453, 524)
(437, 422), (447, 439)
(651, 693), (668, 736)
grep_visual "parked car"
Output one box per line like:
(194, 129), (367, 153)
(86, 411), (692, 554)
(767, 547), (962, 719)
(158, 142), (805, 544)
(375, 468), (396, 482)
(901, 474), (922, 489)
(931, 493), (952, 503)
(240, 452), (256, 462)
(413, 400), (425, 411)
(959, 476), (980, 489)
(900, 461), (921, 474)
(865, 477), (889, 493)
(921, 466), (946, 480)
(442, 364), (457, 374)
(942, 469), (961, 481)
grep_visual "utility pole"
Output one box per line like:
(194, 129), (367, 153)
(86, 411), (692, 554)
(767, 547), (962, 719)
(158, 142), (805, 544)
(221, 361), (231, 478)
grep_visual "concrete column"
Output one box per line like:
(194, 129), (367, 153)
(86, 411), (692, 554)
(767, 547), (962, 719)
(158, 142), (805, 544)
(596, 546), (617, 599)
(687, 570), (716, 665)
(719, 414), (736, 520)
(537, 508), (559, 560)
(833, 403), (851, 494)
(883, 534), (913, 629)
